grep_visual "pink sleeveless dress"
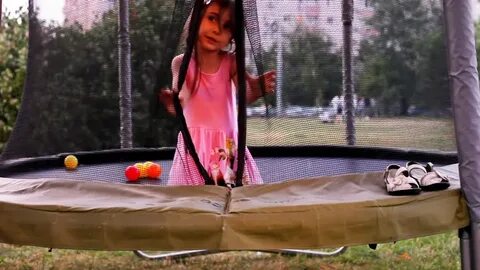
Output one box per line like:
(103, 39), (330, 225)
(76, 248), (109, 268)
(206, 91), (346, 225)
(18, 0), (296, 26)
(168, 54), (263, 186)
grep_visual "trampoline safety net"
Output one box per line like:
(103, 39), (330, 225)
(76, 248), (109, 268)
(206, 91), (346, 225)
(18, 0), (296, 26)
(1, 0), (456, 184)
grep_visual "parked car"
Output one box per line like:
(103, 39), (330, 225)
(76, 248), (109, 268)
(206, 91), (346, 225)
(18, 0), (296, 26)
(319, 106), (336, 123)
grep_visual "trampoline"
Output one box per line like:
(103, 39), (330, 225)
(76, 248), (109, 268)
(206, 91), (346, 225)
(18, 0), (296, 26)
(0, 146), (467, 252)
(0, 0), (479, 268)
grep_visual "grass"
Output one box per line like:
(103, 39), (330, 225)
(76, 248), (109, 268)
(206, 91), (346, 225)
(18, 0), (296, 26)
(0, 232), (460, 269)
(0, 117), (461, 269)
(247, 116), (456, 151)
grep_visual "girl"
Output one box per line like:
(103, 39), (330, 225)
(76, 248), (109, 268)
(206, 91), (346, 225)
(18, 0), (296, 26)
(159, 0), (276, 186)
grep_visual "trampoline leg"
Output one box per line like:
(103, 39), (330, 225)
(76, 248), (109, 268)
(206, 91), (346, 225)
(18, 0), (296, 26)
(459, 227), (472, 270)
(472, 222), (480, 270)
(133, 247), (347, 261)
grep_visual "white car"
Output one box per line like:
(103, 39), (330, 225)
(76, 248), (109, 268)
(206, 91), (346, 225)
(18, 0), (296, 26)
(319, 106), (337, 123)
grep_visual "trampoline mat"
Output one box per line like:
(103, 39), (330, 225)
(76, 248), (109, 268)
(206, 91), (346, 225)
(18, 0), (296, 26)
(0, 164), (468, 250)
(3, 157), (426, 185)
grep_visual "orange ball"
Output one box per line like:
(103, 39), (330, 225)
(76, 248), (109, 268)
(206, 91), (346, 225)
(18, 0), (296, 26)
(147, 163), (162, 179)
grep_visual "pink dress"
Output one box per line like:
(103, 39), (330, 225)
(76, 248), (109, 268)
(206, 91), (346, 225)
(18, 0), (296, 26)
(168, 53), (263, 186)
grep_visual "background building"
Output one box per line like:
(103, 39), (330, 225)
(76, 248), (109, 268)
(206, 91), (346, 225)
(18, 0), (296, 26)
(255, 0), (375, 51)
(63, 0), (115, 29)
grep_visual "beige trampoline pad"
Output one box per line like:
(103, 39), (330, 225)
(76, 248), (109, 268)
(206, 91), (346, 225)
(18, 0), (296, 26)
(226, 170), (468, 249)
(0, 165), (469, 250)
(0, 178), (227, 250)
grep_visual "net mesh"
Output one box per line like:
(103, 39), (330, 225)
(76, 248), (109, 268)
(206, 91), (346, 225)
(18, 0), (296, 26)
(0, 0), (455, 184)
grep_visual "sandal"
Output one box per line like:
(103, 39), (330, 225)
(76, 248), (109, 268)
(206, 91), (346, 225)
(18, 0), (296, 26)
(406, 161), (450, 191)
(384, 164), (421, 195)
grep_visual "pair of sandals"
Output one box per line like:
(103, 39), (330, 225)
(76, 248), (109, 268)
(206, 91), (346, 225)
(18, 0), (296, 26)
(384, 162), (450, 196)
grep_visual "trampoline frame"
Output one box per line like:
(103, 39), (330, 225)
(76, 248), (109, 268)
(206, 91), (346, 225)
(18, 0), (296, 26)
(133, 247), (348, 260)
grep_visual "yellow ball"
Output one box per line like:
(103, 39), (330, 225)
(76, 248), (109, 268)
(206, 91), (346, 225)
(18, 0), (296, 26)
(64, 155), (78, 170)
(134, 162), (147, 178)
(144, 161), (154, 168)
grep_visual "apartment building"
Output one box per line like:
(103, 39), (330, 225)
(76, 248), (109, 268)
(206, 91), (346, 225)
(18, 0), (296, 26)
(255, 0), (375, 50)
(63, 0), (115, 29)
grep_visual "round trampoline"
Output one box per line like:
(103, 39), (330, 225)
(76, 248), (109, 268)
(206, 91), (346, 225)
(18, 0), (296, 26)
(0, 0), (479, 268)
(0, 145), (467, 252)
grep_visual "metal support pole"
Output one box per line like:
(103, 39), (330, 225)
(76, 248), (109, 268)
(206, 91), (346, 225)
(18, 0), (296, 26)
(118, 0), (132, 148)
(471, 222), (480, 270)
(276, 26), (284, 116)
(342, 0), (355, 145)
(459, 227), (472, 270)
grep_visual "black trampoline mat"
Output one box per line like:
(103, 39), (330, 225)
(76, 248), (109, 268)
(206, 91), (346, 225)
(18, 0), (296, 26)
(4, 157), (415, 185)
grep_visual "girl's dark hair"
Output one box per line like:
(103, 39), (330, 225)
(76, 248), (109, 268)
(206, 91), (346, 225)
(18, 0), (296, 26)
(188, 0), (236, 95)
(180, 0), (235, 50)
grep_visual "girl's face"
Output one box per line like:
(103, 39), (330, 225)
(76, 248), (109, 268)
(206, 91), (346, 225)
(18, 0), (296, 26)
(197, 2), (233, 53)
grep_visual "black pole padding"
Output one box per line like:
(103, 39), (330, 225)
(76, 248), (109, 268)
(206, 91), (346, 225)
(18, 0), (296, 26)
(234, 0), (246, 187)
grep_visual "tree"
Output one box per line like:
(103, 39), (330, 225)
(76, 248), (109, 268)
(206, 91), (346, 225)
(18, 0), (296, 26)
(0, 8), (28, 152)
(415, 30), (449, 112)
(357, 0), (447, 116)
(282, 27), (342, 107)
(1, 0), (183, 158)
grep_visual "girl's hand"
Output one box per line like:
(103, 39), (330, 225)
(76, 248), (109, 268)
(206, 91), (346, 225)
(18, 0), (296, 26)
(158, 88), (177, 115)
(259, 70), (276, 95)
(244, 70), (276, 103)
(248, 70), (276, 98)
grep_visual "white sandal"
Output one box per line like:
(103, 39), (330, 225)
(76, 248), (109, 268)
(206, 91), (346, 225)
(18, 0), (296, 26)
(384, 164), (421, 195)
(406, 161), (450, 191)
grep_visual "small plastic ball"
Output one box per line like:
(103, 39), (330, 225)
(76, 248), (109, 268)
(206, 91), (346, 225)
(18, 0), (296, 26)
(147, 163), (162, 179)
(64, 155), (78, 170)
(134, 162), (147, 178)
(125, 166), (140, 181)
(143, 161), (154, 168)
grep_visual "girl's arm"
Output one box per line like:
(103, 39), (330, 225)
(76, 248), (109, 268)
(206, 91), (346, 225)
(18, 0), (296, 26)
(158, 55), (184, 115)
(230, 57), (276, 104)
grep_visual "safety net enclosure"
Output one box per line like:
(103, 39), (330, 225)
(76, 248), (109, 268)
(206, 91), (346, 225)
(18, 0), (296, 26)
(0, 0), (479, 268)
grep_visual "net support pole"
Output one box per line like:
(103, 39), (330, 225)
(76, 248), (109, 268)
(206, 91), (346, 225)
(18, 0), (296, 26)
(444, 0), (480, 268)
(234, 0), (247, 186)
(342, 0), (355, 145)
(118, 0), (133, 148)
(275, 25), (284, 116)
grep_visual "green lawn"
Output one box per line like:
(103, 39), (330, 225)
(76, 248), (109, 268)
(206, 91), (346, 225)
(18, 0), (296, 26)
(247, 116), (456, 151)
(0, 232), (461, 269)
(0, 117), (462, 269)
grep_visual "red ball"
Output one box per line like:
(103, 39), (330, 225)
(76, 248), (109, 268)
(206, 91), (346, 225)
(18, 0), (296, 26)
(147, 163), (162, 179)
(125, 165), (140, 181)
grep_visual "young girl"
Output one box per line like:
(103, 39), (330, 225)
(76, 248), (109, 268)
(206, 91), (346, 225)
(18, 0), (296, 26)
(159, 0), (276, 186)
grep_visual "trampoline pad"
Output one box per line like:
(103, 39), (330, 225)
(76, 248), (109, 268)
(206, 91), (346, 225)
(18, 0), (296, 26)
(0, 164), (468, 250)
